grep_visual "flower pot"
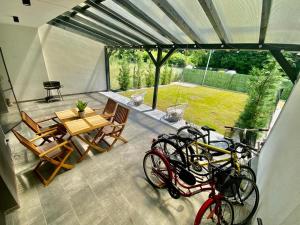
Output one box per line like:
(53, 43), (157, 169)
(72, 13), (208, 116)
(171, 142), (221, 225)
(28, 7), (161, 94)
(78, 111), (85, 118)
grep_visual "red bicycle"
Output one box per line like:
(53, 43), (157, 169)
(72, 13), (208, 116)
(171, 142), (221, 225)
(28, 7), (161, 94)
(143, 148), (235, 225)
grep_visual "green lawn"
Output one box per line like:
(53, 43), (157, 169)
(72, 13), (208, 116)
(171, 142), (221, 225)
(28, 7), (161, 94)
(121, 85), (248, 134)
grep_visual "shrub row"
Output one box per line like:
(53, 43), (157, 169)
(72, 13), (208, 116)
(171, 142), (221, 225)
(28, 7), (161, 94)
(182, 68), (293, 100)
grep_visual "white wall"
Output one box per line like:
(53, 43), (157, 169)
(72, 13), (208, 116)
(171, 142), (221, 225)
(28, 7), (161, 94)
(38, 24), (107, 95)
(0, 23), (107, 101)
(255, 79), (300, 224)
(0, 23), (49, 101)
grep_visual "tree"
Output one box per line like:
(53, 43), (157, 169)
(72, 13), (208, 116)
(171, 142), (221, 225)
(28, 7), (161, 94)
(168, 52), (186, 67)
(236, 61), (282, 130)
(160, 65), (168, 85)
(132, 52), (143, 89)
(167, 66), (173, 84)
(190, 50), (206, 67)
(145, 61), (155, 87)
(118, 59), (130, 91)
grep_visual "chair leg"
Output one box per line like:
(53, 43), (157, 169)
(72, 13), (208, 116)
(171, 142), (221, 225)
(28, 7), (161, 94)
(45, 151), (74, 186)
(77, 146), (92, 163)
(34, 151), (74, 186)
(117, 136), (128, 143)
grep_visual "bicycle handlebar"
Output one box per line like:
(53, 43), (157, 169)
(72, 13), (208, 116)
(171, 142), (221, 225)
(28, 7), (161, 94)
(224, 126), (269, 132)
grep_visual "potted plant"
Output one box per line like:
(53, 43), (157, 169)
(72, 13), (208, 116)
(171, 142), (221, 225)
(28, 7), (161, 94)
(76, 100), (87, 118)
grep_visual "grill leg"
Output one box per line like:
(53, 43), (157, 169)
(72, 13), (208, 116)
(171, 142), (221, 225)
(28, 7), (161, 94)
(46, 89), (50, 102)
(57, 89), (63, 101)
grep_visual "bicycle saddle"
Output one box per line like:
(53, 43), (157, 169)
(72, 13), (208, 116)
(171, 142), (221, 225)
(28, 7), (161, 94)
(201, 126), (216, 132)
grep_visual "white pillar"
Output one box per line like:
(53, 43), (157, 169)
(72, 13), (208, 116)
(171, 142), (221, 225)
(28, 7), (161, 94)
(255, 79), (300, 225)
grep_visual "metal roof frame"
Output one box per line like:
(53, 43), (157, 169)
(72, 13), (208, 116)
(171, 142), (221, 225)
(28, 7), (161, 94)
(48, 0), (300, 106)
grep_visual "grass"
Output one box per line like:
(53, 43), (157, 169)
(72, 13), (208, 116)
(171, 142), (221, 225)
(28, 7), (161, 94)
(121, 84), (248, 134)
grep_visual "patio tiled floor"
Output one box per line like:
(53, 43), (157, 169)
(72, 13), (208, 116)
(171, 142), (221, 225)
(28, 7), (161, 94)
(5, 93), (206, 225)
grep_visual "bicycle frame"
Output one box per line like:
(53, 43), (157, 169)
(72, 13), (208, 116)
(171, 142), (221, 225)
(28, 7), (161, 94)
(193, 194), (225, 225)
(150, 148), (217, 198)
(184, 140), (241, 173)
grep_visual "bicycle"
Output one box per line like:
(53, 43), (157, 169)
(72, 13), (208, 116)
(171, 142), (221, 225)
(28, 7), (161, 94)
(152, 129), (257, 183)
(172, 124), (265, 178)
(143, 147), (234, 224)
(143, 147), (259, 225)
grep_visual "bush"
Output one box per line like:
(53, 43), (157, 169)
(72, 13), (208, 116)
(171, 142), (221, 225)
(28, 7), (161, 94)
(280, 78), (293, 100)
(118, 59), (130, 91)
(169, 52), (186, 67)
(145, 62), (155, 87)
(160, 65), (172, 85)
(183, 68), (250, 92)
(236, 62), (282, 130)
(132, 53), (143, 89)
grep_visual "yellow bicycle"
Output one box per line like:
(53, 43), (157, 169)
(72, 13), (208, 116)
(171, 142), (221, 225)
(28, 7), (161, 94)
(152, 126), (260, 181)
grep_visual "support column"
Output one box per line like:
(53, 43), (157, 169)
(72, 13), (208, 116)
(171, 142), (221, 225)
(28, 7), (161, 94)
(146, 46), (177, 110)
(270, 49), (299, 83)
(104, 47), (112, 91)
(152, 48), (162, 109)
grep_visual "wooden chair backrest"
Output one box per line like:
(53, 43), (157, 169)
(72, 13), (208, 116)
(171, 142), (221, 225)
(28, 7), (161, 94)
(113, 105), (129, 125)
(21, 111), (41, 133)
(12, 129), (41, 156)
(103, 98), (117, 115)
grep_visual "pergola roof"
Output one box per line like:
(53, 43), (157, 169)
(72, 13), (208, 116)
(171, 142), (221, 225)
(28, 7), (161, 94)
(49, 0), (300, 51)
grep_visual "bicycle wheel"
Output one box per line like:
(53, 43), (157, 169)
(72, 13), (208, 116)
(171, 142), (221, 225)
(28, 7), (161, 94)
(177, 125), (206, 143)
(143, 151), (171, 189)
(194, 197), (234, 225)
(229, 177), (259, 225)
(151, 138), (186, 164)
(239, 165), (256, 182)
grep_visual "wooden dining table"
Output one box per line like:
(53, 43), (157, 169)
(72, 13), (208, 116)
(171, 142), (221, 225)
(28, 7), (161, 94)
(55, 107), (111, 162)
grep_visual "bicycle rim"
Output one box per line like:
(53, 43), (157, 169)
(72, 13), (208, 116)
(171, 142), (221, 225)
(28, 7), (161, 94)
(195, 198), (234, 225)
(152, 139), (186, 164)
(239, 165), (256, 182)
(143, 152), (170, 189)
(230, 177), (259, 225)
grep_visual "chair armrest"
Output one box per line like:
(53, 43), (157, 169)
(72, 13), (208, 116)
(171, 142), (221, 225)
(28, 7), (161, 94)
(39, 141), (69, 157)
(35, 126), (58, 135)
(110, 123), (126, 128)
(99, 113), (114, 119)
(93, 107), (104, 112)
(30, 130), (57, 142)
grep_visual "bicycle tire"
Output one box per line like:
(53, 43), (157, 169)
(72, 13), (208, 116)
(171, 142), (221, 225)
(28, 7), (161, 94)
(143, 151), (171, 189)
(229, 177), (259, 225)
(151, 138), (187, 165)
(177, 125), (206, 143)
(194, 197), (234, 225)
(239, 165), (256, 182)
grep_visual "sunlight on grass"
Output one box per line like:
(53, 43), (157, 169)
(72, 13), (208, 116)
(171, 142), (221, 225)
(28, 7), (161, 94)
(121, 85), (248, 134)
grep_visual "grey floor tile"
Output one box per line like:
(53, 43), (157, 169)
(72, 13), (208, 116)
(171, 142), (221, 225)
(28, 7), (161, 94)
(5, 93), (207, 225)
(70, 186), (105, 225)
(48, 210), (80, 225)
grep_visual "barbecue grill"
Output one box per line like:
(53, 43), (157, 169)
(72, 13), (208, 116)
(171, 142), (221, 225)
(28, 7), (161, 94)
(43, 81), (63, 102)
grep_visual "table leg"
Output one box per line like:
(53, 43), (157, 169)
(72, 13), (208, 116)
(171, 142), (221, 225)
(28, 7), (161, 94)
(76, 134), (106, 162)
(68, 136), (83, 157)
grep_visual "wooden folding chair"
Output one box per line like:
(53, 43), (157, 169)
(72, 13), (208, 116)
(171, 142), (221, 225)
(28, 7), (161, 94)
(21, 111), (66, 145)
(93, 98), (118, 121)
(94, 105), (129, 151)
(12, 129), (74, 186)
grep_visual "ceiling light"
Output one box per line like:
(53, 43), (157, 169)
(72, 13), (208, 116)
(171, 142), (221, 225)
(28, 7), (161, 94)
(22, 0), (31, 6)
